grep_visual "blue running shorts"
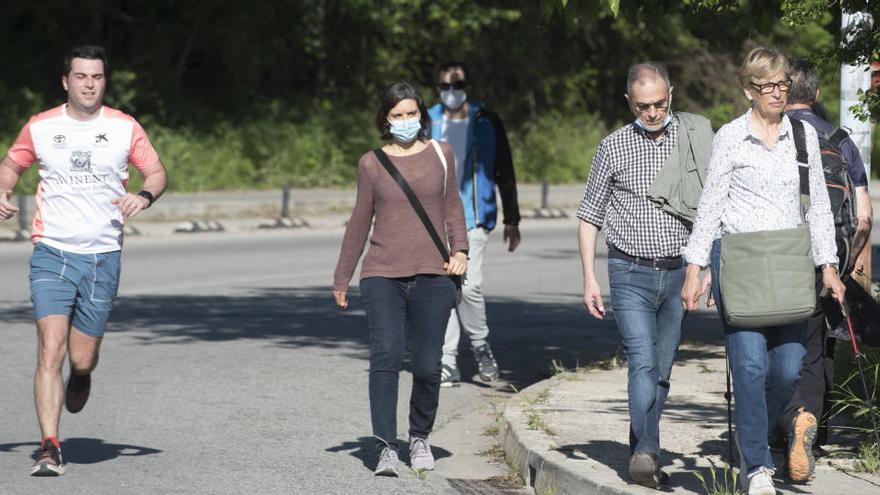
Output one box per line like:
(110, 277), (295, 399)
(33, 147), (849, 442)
(29, 242), (121, 338)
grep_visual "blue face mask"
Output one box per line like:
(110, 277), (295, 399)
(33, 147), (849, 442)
(389, 118), (421, 142)
(634, 113), (673, 133)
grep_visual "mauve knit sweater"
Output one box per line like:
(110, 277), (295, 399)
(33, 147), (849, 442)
(333, 141), (469, 291)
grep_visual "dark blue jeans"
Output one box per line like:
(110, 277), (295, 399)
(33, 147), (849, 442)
(608, 256), (686, 456)
(359, 275), (456, 453)
(710, 239), (807, 473)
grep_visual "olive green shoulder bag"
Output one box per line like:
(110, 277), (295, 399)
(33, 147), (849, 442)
(718, 118), (817, 328)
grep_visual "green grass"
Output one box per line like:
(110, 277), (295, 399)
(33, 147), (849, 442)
(692, 463), (743, 495)
(831, 342), (880, 474)
(852, 441), (880, 475)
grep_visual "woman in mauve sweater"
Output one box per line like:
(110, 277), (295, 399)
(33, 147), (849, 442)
(332, 81), (468, 477)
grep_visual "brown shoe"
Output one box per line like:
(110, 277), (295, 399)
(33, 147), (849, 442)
(65, 372), (91, 413)
(629, 453), (661, 488)
(787, 408), (817, 482)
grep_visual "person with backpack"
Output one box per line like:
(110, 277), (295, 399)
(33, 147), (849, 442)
(776, 57), (873, 483)
(332, 81), (468, 476)
(681, 47), (845, 495)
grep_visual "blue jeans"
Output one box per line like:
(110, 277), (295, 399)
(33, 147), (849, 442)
(608, 256), (686, 456)
(710, 239), (806, 473)
(359, 275), (456, 454)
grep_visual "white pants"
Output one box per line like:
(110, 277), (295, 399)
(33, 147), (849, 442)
(442, 227), (490, 367)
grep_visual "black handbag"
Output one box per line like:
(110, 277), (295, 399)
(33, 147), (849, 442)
(372, 142), (464, 302)
(824, 277), (880, 347)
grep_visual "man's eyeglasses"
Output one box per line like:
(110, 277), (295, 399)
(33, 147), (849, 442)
(749, 80), (792, 95)
(633, 100), (669, 114)
(438, 81), (467, 91)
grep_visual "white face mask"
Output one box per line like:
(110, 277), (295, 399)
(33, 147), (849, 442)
(634, 113), (673, 132)
(440, 90), (467, 110)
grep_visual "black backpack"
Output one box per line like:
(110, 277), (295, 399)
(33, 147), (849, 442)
(791, 117), (859, 274)
(815, 126), (858, 274)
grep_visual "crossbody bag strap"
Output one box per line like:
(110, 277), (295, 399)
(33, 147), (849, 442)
(372, 148), (451, 263)
(429, 139), (448, 197)
(790, 118), (812, 212)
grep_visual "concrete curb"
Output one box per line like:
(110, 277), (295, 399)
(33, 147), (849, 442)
(502, 380), (648, 495)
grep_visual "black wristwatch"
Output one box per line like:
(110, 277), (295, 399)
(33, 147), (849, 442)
(137, 190), (154, 208)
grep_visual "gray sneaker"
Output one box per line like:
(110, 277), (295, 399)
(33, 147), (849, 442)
(440, 364), (460, 388)
(409, 437), (435, 471)
(374, 447), (399, 477)
(473, 344), (499, 382)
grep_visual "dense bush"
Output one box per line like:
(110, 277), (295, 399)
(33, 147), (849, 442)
(4, 105), (614, 194)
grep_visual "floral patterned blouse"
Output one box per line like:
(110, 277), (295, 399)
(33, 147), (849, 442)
(681, 109), (837, 268)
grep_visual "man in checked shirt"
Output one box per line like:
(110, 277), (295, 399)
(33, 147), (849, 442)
(577, 62), (713, 489)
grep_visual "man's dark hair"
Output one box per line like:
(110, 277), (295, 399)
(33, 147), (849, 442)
(437, 61), (470, 83)
(626, 61), (671, 94)
(374, 81), (431, 141)
(788, 57), (820, 105)
(63, 45), (108, 77)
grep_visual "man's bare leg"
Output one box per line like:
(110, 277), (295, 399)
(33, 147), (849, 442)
(34, 315), (70, 440)
(65, 326), (101, 413)
(68, 326), (101, 375)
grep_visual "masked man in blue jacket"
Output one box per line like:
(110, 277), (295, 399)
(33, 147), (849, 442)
(429, 61), (521, 386)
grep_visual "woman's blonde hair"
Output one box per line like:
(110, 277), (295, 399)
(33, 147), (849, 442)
(738, 47), (789, 89)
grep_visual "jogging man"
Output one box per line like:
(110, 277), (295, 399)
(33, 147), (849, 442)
(779, 57), (873, 482)
(578, 62), (713, 488)
(0, 45), (168, 476)
(428, 61), (521, 386)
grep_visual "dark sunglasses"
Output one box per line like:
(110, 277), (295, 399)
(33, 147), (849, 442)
(438, 81), (467, 91)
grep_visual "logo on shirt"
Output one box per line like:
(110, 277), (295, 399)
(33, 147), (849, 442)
(95, 133), (108, 144)
(70, 150), (92, 173)
(52, 134), (67, 149)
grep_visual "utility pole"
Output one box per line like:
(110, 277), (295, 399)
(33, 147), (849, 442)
(840, 10), (874, 290)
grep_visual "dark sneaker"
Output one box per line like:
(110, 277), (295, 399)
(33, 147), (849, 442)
(374, 447), (399, 477)
(31, 438), (64, 476)
(409, 437), (435, 470)
(65, 372), (91, 413)
(440, 364), (460, 388)
(473, 344), (499, 382)
(787, 408), (817, 482)
(628, 452), (660, 488)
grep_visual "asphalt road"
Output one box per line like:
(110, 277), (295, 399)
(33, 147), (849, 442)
(1, 218), (877, 495)
(0, 219), (624, 495)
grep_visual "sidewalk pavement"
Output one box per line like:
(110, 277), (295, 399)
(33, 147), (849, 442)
(502, 342), (880, 495)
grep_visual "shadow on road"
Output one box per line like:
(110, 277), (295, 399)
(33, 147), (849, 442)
(0, 286), (726, 389)
(0, 438), (161, 464)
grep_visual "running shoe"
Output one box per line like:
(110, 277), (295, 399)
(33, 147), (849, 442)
(745, 466), (776, 495)
(409, 437), (435, 471)
(65, 372), (91, 413)
(473, 344), (499, 382)
(374, 447), (399, 477)
(787, 408), (817, 482)
(440, 364), (460, 388)
(31, 437), (64, 476)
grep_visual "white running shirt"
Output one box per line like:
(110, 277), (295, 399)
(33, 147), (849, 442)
(7, 105), (159, 253)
